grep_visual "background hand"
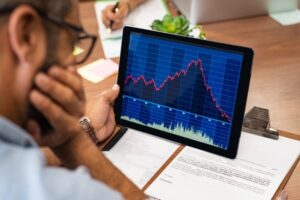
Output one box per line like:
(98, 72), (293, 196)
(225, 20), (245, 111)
(26, 66), (86, 148)
(101, 2), (130, 30)
(86, 84), (120, 142)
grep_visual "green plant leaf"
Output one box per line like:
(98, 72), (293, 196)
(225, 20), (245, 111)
(150, 14), (206, 39)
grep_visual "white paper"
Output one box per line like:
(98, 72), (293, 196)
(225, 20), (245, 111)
(94, 0), (168, 58)
(270, 9), (300, 26)
(99, 34), (123, 58)
(146, 132), (300, 200)
(77, 59), (118, 83)
(268, 0), (300, 25)
(103, 129), (180, 188)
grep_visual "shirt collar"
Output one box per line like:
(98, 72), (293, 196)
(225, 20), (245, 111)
(0, 116), (37, 147)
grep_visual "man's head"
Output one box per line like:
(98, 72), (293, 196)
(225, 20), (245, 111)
(0, 0), (81, 128)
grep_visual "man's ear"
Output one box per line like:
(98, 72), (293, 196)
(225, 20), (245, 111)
(8, 5), (47, 69)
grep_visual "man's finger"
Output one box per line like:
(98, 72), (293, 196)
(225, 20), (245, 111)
(48, 66), (85, 101)
(102, 10), (111, 27)
(26, 119), (42, 144)
(112, 21), (124, 30)
(108, 109), (116, 133)
(35, 73), (84, 117)
(67, 66), (77, 73)
(30, 90), (72, 129)
(100, 84), (120, 105)
(106, 10), (121, 22)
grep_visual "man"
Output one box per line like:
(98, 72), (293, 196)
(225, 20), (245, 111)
(0, 0), (145, 199)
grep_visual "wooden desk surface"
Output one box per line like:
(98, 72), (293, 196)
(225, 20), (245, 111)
(78, 2), (300, 199)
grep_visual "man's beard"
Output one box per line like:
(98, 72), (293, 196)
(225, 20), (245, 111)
(27, 60), (55, 135)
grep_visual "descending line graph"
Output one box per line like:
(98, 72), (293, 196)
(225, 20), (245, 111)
(124, 59), (231, 122)
(120, 32), (243, 149)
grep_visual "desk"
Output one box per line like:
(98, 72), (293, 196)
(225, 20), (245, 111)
(78, 2), (300, 199)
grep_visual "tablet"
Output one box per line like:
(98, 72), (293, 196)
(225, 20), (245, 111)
(115, 26), (253, 158)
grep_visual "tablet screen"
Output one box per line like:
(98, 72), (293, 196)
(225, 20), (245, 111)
(116, 27), (253, 157)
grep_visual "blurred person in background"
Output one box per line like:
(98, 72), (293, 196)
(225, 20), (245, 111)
(102, 0), (146, 30)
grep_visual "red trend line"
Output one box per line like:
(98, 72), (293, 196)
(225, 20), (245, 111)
(124, 59), (231, 122)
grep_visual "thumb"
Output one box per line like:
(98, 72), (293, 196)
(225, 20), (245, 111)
(101, 84), (120, 104)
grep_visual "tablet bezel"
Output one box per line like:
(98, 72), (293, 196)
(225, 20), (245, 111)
(114, 26), (253, 158)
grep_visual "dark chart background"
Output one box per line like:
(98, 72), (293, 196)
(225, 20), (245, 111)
(121, 33), (243, 149)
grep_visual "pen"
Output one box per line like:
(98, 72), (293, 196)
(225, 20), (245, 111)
(107, 1), (120, 34)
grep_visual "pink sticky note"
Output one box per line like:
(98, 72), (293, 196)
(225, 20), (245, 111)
(78, 59), (118, 83)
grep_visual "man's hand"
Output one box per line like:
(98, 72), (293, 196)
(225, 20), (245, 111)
(27, 66), (85, 148)
(86, 84), (120, 142)
(29, 75), (144, 199)
(102, 1), (130, 30)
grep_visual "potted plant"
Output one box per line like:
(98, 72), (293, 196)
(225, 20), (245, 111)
(150, 14), (206, 39)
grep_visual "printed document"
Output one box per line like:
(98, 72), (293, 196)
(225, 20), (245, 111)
(103, 129), (179, 188)
(146, 132), (300, 200)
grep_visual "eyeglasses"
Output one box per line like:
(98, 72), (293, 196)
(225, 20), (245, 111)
(0, 3), (97, 65)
